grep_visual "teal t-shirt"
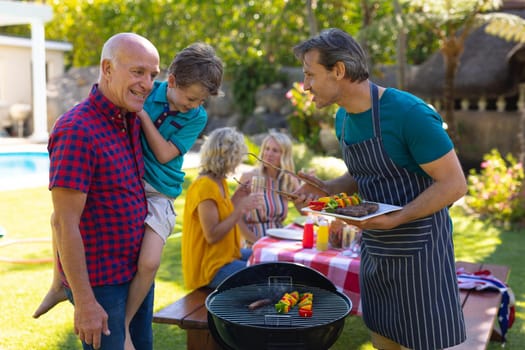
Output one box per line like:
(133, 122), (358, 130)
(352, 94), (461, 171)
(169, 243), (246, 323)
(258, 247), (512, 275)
(141, 81), (207, 198)
(335, 88), (453, 177)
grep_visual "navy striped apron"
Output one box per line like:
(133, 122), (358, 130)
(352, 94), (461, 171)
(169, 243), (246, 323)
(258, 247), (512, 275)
(340, 83), (466, 349)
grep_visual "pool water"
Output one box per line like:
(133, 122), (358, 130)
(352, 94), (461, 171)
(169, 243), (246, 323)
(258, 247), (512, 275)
(0, 152), (49, 190)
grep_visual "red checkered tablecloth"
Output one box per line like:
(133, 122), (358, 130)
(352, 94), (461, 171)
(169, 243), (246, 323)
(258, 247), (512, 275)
(248, 235), (362, 315)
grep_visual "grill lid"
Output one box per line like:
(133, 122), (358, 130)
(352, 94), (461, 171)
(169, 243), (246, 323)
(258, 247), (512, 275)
(215, 262), (337, 292)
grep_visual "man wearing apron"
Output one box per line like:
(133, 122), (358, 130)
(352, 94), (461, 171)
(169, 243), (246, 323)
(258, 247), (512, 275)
(293, 28), (467, 350)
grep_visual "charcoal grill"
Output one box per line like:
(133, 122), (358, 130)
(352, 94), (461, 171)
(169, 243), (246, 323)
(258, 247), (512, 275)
(205, 262), (352, 350)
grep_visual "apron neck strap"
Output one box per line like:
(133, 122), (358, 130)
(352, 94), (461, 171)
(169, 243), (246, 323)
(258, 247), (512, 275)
(370, 82), (381, 137)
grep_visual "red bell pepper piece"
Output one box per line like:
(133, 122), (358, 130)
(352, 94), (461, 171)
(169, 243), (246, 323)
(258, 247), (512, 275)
(308, 201), (326, 211)
(298, 308), (313, 317)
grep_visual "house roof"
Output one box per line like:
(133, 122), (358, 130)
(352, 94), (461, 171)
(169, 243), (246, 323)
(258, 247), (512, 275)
(504, 0), (525, 10)
(0, 1), (52, 26)
(0, 35), (72, 51)
(406, 8), (525, 99)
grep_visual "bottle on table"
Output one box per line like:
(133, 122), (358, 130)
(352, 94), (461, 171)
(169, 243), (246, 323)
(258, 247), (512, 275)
(316, 218), (329, 251)
(302, 216), (314, 249)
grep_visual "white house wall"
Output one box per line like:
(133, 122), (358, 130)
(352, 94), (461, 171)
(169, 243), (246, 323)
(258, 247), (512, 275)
(0, 0), (57, 140)
(46, 51), (66, 82)
(0, 37), (71, 133)
(0, 45), (33, 106)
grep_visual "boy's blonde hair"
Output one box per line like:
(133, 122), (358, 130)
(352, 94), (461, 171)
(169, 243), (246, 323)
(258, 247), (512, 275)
(168, 42), (223, 96)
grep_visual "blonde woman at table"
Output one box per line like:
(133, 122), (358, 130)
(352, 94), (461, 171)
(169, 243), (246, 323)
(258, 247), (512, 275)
(182, 127), (262, 290)
(239, 131), (300, 247)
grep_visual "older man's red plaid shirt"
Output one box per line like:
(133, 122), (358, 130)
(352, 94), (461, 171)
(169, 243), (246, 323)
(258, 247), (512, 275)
(48, 84), (147, 287)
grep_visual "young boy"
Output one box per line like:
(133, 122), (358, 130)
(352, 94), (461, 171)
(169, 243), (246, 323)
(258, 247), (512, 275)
(33, 42), (223, 350)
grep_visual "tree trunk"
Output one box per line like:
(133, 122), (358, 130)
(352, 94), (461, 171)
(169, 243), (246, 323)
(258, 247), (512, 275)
(518, 84), (525, 166)
(440, 36), (464, 148)
(518, 85), (525, 213)
(394, 0), (406, 90)
(515, 84), (525, 227)
(360, 0), (377, 72)
(306, 0), (318, 36)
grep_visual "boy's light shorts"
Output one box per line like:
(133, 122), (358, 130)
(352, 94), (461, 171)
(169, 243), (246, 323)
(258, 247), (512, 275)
(144, 181), (176, 243)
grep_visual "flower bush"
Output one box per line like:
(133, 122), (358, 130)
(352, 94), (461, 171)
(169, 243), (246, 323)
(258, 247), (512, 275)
(286, 82), (338, 154)
(465, 149), (525, 224)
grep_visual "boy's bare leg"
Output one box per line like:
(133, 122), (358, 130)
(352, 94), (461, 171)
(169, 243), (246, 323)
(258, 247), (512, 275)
(124, 226), (164, 350)
(33, 214), (67, 318)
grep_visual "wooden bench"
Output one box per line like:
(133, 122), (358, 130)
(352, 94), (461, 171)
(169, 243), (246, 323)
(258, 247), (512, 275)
(153, 287), (221, 350)
(450, 261), (511, 350)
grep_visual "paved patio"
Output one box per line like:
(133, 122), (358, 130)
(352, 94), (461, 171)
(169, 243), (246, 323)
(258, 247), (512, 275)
(0, 137), (47, 150)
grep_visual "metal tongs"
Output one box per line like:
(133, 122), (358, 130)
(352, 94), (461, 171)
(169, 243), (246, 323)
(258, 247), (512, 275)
(233, 177), (299, 201)
(245, 152), (329, 195)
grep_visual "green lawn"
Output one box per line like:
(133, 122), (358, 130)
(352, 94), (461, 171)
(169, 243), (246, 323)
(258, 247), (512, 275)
(0, 177), (523, 349)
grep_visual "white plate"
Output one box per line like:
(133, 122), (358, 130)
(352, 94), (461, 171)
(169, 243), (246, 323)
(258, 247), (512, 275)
(266, 228), (303, 241)
(301, 202), (402, 222)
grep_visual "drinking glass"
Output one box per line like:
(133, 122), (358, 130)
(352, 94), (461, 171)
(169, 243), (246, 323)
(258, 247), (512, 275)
(251, 175), (265, 194)
(342, 225), (360, 257)
(250, 175), (265, 220)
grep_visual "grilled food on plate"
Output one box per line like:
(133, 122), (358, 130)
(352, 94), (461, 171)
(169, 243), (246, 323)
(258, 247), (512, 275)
(308, 192), (379, 217)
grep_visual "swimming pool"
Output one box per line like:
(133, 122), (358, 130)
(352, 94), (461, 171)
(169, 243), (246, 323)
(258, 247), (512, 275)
(0, 148), (202, 191)
(0, 151), (49, 190)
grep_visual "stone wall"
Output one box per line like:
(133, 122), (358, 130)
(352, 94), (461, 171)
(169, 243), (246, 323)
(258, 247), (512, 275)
(455, 110), (524, 169)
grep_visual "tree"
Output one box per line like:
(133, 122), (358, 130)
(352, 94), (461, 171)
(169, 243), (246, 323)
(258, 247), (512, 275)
(0, 1), (442, 125)
(2, 0), (361, 119)
(401, 0), (525, 147)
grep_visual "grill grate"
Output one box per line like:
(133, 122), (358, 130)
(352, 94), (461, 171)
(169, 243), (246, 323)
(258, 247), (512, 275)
(207, 283), (350, 327)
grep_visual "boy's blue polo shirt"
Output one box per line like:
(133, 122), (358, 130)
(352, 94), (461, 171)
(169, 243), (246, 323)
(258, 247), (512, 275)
(141, 81), (207, 198)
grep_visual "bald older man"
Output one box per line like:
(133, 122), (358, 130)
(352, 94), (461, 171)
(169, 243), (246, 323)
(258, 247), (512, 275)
(47, 33), (160, 350)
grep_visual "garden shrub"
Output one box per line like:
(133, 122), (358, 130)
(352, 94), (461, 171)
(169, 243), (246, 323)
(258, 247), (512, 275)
(229, 57), (286, 118)
(308, 155), (347, 180)
(292, 143), (346, 181)
(243, 135), (260, 166)
(292, 143), (316, 175)
(465, 149), (525, 224)
(286, 82), (338, 154)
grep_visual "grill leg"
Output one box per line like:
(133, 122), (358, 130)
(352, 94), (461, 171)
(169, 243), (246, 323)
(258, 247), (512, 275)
(187, 329), (222, 350)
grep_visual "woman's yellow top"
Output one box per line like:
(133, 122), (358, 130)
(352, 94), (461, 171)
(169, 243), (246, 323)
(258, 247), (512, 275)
(182, 176), (241, 289)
